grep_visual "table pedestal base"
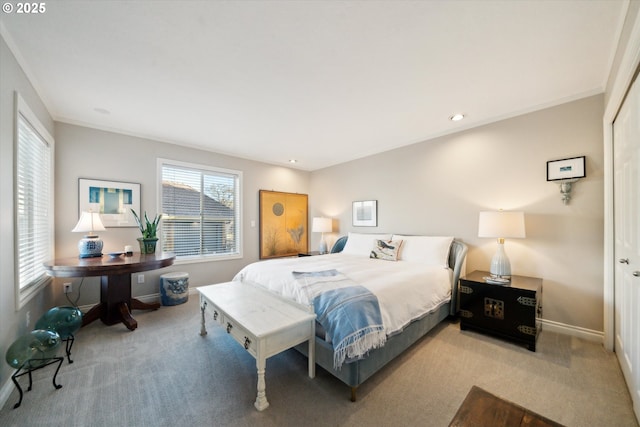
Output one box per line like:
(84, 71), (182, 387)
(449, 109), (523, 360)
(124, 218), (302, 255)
(81, 273), (161, 331)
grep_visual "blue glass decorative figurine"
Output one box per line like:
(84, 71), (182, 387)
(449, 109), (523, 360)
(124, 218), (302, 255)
(35, 306), (82, 363)
(5, 329), (63, 408)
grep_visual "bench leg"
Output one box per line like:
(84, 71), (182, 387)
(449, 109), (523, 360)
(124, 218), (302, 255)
(199, 299), (208, 336)
(254, 357), (269, 411)
(308, 336), (315, 378)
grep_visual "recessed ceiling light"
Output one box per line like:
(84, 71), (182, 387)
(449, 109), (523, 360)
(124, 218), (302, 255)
(289, 159), (298, 164)
(449, 113), (465, 122)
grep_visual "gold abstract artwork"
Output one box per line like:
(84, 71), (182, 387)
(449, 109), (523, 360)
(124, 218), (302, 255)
(259, 190), (308, 259)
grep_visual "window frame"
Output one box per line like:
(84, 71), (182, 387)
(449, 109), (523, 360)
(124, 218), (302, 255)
(14, 92), (55, 309)
(157, 158), (243, 263)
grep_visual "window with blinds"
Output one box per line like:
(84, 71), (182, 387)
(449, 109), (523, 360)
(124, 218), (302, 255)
(160, 160), (242, 260)
(15, 93), (54, 307)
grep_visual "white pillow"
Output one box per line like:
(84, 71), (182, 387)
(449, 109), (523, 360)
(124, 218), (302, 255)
(342, 232), (392, 256)
(392, 235), (453, 265)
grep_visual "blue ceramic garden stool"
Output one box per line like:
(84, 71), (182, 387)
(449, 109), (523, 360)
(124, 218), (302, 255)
(35, 306), (82, 364)
(5, 330), (63, 408)
(160, 272), (189, 306)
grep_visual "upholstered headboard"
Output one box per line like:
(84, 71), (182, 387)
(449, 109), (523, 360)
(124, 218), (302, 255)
(330, 236), (467, 315)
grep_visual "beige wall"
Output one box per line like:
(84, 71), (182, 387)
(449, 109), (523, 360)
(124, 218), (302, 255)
(310, 95), (605, 333)
(53, 123), (310, 306)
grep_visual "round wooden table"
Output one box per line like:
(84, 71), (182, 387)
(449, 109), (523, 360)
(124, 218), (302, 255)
(43, 252), (175, 331)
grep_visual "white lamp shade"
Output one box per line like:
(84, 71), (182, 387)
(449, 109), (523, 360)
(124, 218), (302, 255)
(72, 211), (106, 235)
(478, 211), (525, 239)
(312, 217), (332, 233)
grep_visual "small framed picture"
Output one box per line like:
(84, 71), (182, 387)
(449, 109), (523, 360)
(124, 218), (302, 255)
(546, 156), (586, 181)
(78, 178), (141, 227)
(352, 200), (377, 227)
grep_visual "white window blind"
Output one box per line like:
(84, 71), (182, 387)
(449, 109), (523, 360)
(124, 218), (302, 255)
(15, 94), (54, 306)
(160, 161), (241, 260)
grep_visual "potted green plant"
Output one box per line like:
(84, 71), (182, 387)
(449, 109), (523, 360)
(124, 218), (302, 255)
(131, 209), (162, 254)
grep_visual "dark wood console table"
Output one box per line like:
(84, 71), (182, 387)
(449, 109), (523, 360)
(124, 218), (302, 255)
(43, 252), (175, 331)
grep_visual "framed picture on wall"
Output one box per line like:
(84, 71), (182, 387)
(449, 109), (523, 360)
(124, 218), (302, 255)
(352, 200), (377, 227)
(259, 190), (308, 259)
(546, 156), (586, 181)
(78, 178), (140, 227)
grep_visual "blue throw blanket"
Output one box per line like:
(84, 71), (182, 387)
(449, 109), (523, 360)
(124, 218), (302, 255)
(312, 284), (386, 369)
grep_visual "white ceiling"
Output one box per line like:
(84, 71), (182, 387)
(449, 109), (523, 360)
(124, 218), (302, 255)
(0, 1), (627, 171)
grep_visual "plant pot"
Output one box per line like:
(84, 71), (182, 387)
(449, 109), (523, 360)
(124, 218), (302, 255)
(137, 237), (158, 254)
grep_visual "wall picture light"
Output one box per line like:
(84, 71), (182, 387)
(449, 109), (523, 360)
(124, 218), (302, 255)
(546, 156), (586, 205)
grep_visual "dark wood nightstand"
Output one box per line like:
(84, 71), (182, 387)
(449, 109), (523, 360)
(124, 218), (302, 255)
(459, 270), (542, 351)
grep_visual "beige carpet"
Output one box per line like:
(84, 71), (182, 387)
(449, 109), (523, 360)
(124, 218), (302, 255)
(0, 296), (637, 427)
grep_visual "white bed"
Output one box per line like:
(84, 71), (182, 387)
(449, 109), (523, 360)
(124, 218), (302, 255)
(235, 252), (452, 338)
(234, 233), (467, 400)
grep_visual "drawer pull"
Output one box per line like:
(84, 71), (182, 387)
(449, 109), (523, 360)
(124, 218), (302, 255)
(517, 296), (536, 307)
(484, 298), (504, 320)
(226, 322), (233, 333)
(213, 310), (218, 321)
(244, 337), (251, 349)
(517, 325), (537, 336)
(459, 285), (473, 294)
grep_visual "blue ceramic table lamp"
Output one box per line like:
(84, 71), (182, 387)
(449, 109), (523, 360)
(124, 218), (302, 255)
(72, 211), (106, 258)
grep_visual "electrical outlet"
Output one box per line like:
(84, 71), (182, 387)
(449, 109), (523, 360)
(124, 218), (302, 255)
(137, 274), (145, 284)
(63, 282), (72, 294)
(26, 311), (30, 327)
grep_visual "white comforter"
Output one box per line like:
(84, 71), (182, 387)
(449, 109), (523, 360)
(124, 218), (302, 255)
(233, 253), (452, 336)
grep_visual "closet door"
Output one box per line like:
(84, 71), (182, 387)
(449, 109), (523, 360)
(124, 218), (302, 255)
(613, 73), (640, 420)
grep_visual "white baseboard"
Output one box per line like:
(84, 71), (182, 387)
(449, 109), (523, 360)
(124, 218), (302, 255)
(0, 377), (16, 410)
(539, 318), (604, 343)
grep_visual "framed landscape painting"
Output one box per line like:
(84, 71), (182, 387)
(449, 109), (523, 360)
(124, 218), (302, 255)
(78, 178), (140, 227)
(259, 190), (308, 259)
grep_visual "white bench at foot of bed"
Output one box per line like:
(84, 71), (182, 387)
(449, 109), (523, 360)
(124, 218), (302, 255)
(198, 281), (316, 411)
